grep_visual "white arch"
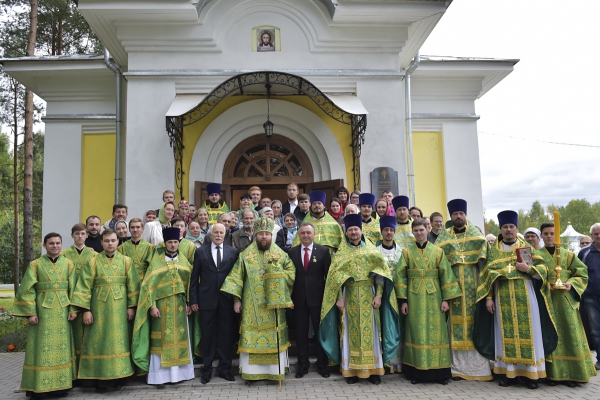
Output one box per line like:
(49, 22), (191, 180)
(188, 99), (346, 186)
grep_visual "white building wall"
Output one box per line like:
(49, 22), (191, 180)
(357, 78), (406, 195)
(123, 78), (178, 219)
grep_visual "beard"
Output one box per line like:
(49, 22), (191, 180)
(257, 239), (272, 251)
(453, 218), (466, 228)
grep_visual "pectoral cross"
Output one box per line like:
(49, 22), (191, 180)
(171, 282), (178, 290)
(316, 230), (322, 241)
(506, 264), (514, 273)
(459, 254), (466, 263)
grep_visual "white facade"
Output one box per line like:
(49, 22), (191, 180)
(1, 0), (517, 239)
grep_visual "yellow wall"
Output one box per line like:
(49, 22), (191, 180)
(412, 131), (447, 218)
(81, 133), (116, 223)
(181, 96), (353, 200)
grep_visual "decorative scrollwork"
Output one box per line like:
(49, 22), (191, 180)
(166, 116), (185, 199)
(351, 114), (367, 191)
(166, 71), (367, 194)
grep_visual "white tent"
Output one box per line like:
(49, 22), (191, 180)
(561, 222), (585, 252)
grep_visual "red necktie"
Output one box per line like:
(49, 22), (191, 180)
(303, 247), (309, 272)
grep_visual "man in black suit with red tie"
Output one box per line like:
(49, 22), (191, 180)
(288, 222), (331, 378)
(190, 223), (240, 384)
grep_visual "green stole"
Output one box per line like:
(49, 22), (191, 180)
(220, 243), (294, 369)
(13, 256), (77, 393)
(202, 200), (230, 225)
(362, 218), (383, 244)
(394, 222), (415, 248)
(132, 254), (193, 371)
(473, 237), (557, 364)
(537, 247), (596, 382)
(435, 222), (488, 350)
(293, 212), (344, 251)
(156, 238), (196, 264)
(319, 237), (400, 366)
(117, 239), (154, 280)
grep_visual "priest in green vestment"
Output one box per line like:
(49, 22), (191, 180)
(117, 217), (155, 281)
(61, 223), (97, 376)
(434, 199), (492, 381)
(538, 222), (596, 385)
(132, 227), (195, 385)
(319, 214), (400, 385)
(202, 182), (230, 225)
(391, 196), (415, 248)
(221, 217), (295, 381)
(359, 193), (383, 244)
(13, 233), (78, 398)
(70, 229), (140, 389)
(395, 218), (462, 384)
(473, 210), (557, 390)
(375, 216), (404, 373)
(293, 190), (344, 252)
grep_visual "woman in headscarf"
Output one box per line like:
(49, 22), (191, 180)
(186, 221), (205, 248)
(375, 198), (390, 219)
(328, 197), (344, 225)
(523, 227), (544, 250)
(275, 213), (298, 253)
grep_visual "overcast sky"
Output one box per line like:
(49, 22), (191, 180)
(420, 0), (600, 222)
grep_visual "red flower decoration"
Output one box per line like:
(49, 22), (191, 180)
(7, 344), (16, 351)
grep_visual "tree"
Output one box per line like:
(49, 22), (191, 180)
(0, 0), (99, 288)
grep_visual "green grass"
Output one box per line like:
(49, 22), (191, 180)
(0, 297), (14, 312)
(0, 297), (26, 352)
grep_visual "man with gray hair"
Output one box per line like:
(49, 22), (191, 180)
(191, 223), (239, 383)
(203, 213), (233, 247)
(232, 208), (255, 252)
(579, 222), (600, 369)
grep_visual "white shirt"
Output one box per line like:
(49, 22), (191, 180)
(301, 243), (314, 267)
(211, 242), (223, 267)
(288, 200), (298, 214)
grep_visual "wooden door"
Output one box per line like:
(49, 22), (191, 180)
(306, 179), (344, 203)
(194, 181), (231, 208)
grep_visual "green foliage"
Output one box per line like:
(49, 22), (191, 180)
(548, 199), (600, 235)
(0, 298), (27, 352)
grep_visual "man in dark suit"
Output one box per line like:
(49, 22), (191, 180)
(281, 182), (299, 216)
(190, 223), (239, 384)
(288, 222), (331, 378)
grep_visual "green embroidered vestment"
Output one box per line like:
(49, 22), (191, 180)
(537, 247), (596, 382)
(319, 238), (400, 373)
(435, 222), (487, 351)
(220, 242), (295, 380)
(132, 254), (193, 372)
(70, 252), (140, 379)
(61, 246), (96, 372)
(13, 256), (77, 393)
(395, 242), (462, 371)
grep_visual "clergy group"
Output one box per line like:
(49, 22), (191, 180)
(12, 182), (597, 398)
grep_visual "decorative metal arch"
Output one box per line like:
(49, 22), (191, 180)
(166, 71), (367, 199)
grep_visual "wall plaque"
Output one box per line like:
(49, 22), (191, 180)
(370, 167), (398, 198)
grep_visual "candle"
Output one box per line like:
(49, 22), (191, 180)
(554, 211), (561, 246)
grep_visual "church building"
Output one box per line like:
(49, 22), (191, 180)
(1, 0), (517, 237)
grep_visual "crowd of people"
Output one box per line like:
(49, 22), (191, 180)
(12, 181), (600, 398)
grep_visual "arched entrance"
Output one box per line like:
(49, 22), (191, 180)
(222, 134), (313, 209)
(194, 134), (342, 209)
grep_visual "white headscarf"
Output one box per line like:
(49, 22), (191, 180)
(523, 227), (545, 248)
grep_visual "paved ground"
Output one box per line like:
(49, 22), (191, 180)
(1, 352), (599, 400)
